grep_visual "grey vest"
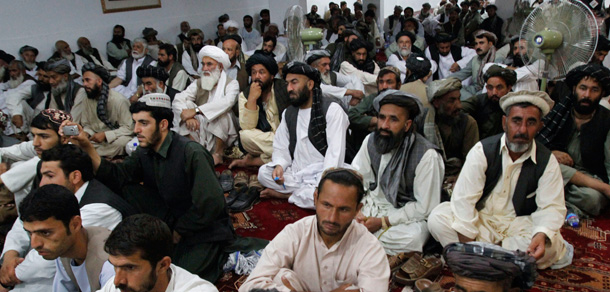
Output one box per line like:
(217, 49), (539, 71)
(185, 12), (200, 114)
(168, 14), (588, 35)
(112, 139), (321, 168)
(166, 62), (188, 89)
(122, 55), (154, 87)
(479, 134), (551, 216)
(367, 132), (439, 207)
(60, 226), (111, 292)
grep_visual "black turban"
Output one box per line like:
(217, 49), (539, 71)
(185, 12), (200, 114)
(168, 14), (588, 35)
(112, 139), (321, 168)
(484, 65), (517, 86)
(82, 62), (110, 83)
(435, 32), (455, 43)
(282, 61), (321, 85)
(395, 31), (416, 43)
(19, 45), (39, 56)
(223, 34), (243, 46)
(0, 50), (15, 64)
(136, 64), (169, 82)
(349, 38), (373, 53)
(597, 34), (610, 52)
(566, 63), (610, 94)
(305, 50), (331, 65)
(405, 55), (431, 82)
(443, 242), (537, 290)
(245, 51), (278, 76)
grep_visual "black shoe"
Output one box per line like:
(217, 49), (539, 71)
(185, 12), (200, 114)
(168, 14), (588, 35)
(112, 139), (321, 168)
(229, 187), (260, 212)
(219, 169), (234, 192)
(225, 185), (247, 206)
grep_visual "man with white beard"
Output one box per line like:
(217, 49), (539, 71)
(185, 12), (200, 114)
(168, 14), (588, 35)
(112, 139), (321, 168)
(0, 61), (36, 138)
(305, 50), (365, 108)
(18, 46), (39, 79)
(136, 65), (181, 102)
(51, 40), (81, 81)
(173, 46), (239, 165)
(42, 59), (86, 121)
(109, 38), (157, 101)
(0, 51), (15, 84)
(386, 31), (426, 82)
(6, 62), (51, 137)
(75, 37), (115, 72)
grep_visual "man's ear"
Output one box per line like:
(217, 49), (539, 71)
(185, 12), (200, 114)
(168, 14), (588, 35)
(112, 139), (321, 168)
(159, 119), (169, 131)
(70, 215), (82, 233)
(404, 119), (413, 133)
(68, 170), (82, 186)
(308, 79), (314, 91)
(313, 188), (319, 205)
(156, 256), (172, 274)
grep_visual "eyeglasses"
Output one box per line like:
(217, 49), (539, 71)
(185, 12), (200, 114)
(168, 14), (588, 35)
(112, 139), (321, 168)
(321, 167), (364, 184)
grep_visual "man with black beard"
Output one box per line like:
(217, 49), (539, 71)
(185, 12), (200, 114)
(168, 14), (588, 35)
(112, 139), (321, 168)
(78, 63), (133, 158)
(75, 37), (116, 72)
(351, 89), (444, 255)
(19, 45), (39, 79)
(106, 25), (132, 68)
(326, 29), (360, 72)
(239, 15), (262, 52)
(426, 33), (476, 81)
(156, 43), (189, 92)
(257, 62), (349, 209)
(442, 7), (465, 46)
(340, 39), (380, 96)
(6, 62), (50, 135)
(229, 51), (288, 169)
(182, 29), (205, 78)
(99, 214), (218, 292)
(222, 35), (249, 92)
(44, 58), (87, 120)
(538, 64), (610, 217)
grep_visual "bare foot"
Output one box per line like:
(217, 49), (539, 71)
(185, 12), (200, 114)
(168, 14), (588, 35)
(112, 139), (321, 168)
(260, 188), (291, 199)
(212, 153), (223, 166)
(228, 154), (265, 169)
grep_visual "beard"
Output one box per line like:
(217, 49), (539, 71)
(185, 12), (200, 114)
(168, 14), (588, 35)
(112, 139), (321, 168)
(573, 96), (599, 115)
(191, 43), (204, 53)
(115, 267), (157, 292)
(37, 80), (51, 91)
(24, 61), (37, 70)
(0, 67), (5, 82)
(512, 54), (527, 67)
(400, 47), (411, 57)
(8, 74), (24, 89)
(157, 59), (170, 67)
(85, 83), (101, 99)
(288, 85), (311, 107)
(132, 50), (145, 59)
(112, 35), (124, 43)
(51, 78), (68, 97)
(374, 127), (406, 154)
(62, 52), (74, 61)
(253, 77), (273, 92)
(199, 68), (221, 91)
(81, 47), (94, 56)
(437, 104), (460, 123)
(321, 71), (332, 85)
(144, 84), (164, 95)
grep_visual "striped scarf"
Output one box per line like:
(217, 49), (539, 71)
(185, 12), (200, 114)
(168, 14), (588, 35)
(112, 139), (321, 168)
(537, 94), (573, 145)
(308, 86), (328, 155)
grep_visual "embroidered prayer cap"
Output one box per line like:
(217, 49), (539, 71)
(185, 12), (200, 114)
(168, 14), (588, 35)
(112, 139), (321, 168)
(19, 45), (39, 56)
(46, 58), (71, 75)
(40, 109), (73, 127)
(474, 29), (498, 45)
(483, 65), (517, 86)
(187, 29), (204, 39)
(443, 242), (537, 289)
(434, 32), (456, 43)
(373, 89), (423, 120)
(223, 20), (240, 30)
(565, 63), (610, 94)
(81, 62), (110, 83)
(136, 64), (169, 82)
(427, 77), (462, 102)
(395, 30), (417, 43)
(222, 34), (242, 46)
(139, 93), (172, 109)
(499, 90), (554, 116)
(197, 46), (231, 71)
(405, 55), (432, 79)
(348, 38), (373, 53)
(282, 61), (321, 85)
(246, 50), (278, 76)
(305, 49), (331, 65)
(0, 50), (15, 64)
(142, 27), (158, 38)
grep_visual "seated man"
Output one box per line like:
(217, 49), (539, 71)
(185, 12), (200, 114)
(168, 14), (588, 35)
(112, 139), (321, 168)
(537, 64), (610, 217)
(19, 45), (39, 78)
(352, 89), (444, 255)
(0, 60), (36, 137)
(257, 35), (287, 63)
(78, 63), (133, 158)
(157, 43), (189, 92)
(449, 30), (504, 100)
(222, 35), (249, 92)
(1, 142), (132, 291)
(6, 62), (50, 135)
(424, 77), (479, 182)
(136, 65), (180, 101)
(340, 39), (380, 96)
(20, 185), (114, 292)
(100, 214), (218, 292)
(229, 52), (289, 169)
(44, 59), (87, 120)
(462, 65), (516, 139)
(109, 38), (157, 100)
(173, 46), (239, 165)
(240, 168), (390, 292)
(75, 37), (116, 72)
(106, 25), (132, 69)
(182, 29), (205, 78)
(425, 33), (476, 81)
(258, 62), (349, 209)
(399, 55), (432, 108)
(386, 31), (425, 81)
(142, 27), (164, 60)
(428, 91), (573, 270)
(64, 93), (237, 282)
(349, 67), (402, 149)
(306, 50), (365, 108)
(51, 40), (80, 80)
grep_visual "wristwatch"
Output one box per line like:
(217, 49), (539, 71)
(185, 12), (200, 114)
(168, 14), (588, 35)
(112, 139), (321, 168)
(195, 108), (201, 115)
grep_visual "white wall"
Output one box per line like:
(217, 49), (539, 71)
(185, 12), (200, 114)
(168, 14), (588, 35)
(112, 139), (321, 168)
(0, 0), (300, 61)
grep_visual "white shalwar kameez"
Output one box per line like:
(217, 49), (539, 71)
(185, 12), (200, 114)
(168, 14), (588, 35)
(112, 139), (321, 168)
(320, 72), (365, 108)
(113, 57), (157, 98)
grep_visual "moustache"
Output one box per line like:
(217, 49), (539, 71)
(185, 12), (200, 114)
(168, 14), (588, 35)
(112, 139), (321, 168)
(513, 133), (528, 140)
(322, 220), (340, 228)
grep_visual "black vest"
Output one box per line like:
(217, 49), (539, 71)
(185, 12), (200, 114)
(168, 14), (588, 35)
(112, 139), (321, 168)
(75, 49), (104, 66)
(544, 106), (610, 183)
(122, 55), (155, 86)
(479, 134), (551, 216)
(166, 62), (189, 90)
(44, 81), (82, 112)
(329, 71), (338, 86)
(79, 179), (136, 218)
(28, 83), (48, 109)
(135, 132), (233, 243)
(429, 45), (462, 80)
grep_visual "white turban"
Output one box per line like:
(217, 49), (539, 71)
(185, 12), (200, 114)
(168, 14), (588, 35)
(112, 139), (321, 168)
(197, 46), (231, 70)
(223, 20), (240, 30)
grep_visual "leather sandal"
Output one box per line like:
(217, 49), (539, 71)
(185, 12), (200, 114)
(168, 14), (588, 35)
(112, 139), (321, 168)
(234, 171), (249, 189)
(393, 254), (442, 286)
(388, 251), (420, 272)
(414, 278), (443, 292)
(248, 174), (263, 190)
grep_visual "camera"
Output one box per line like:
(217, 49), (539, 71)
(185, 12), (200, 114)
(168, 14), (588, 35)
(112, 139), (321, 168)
(64, 125), (79, 136)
